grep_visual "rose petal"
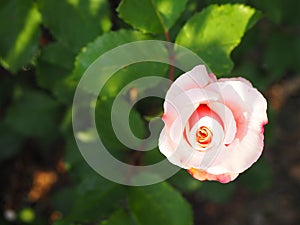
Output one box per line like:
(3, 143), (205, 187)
(167, 65), (216, 100)
(206, 80), (267, 140)
(188, 168), (239, 183)
(205, 80), (268, 173)
(218, 77), (253, 87)
(160, 123), (225, 170)
(187, 116), (224, 151)
(167, 89), (220, 143)
(158, 128), (176, 158)
(207, 102), (237, 145)
(163, 65), (217, 127)
(161, 127), (226, 170)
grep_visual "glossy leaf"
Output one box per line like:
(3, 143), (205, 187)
(73, 29), (168, 98)
(0, 0), (41, 73)
(37, 0), (111, 52)
(117, 0), (188, 33)
(176, 4), (258, 75)
(128, 182), (193, 225)
(73, 29), (151, 80)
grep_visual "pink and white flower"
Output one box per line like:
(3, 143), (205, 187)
(159, 65), (268, 183)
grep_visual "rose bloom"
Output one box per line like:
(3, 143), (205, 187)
(159, 65), (268, 183)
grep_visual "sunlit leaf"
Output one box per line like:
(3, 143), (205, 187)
(73, 29), (168, 99)
(176, 4), (258, 75)
(37, 0), (111, 52)
(117, 0), (188, 33)
(0, 0), (41, 73)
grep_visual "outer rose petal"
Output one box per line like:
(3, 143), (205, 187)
(218, 77), (253, 87)
(163, 65), (216, 128)
(166, 65), (216, 100)
(205, 80), (268, 173)
(188, 168), (239, 183)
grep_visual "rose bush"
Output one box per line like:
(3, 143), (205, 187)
(159, 65), (268, 183)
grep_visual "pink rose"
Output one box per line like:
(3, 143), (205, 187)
(159, 65), (268, 183)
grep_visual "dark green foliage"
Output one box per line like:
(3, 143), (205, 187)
(0, 0), (297, 224)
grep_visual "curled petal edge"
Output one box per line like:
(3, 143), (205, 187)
(188, 168), (239, 183)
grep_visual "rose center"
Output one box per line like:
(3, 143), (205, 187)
(196, 126), (213, 148)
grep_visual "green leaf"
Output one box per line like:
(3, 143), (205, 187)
(73, 29), (151, 80)
(37, 0), (111, 52)
(73, 29), (168, 99)
(99, 210), (135, 225)
(198, 181), (236, 203)
(53, 165), (126, 223)
(95, 97), (146, 156)
(0, 0), (41, 73)
(36, 42), (77, 104)
(117, 0), (188, 33)
(65, 177), (126, 222)
(143, 147), (165, 165)
(4, 88), (60, 138)
(176, 4), (258, 75)
(36, 42), (76, 91)
(128, 182), (193, 225)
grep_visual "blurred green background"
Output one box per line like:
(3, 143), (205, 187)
(0, 0), (299, 224)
